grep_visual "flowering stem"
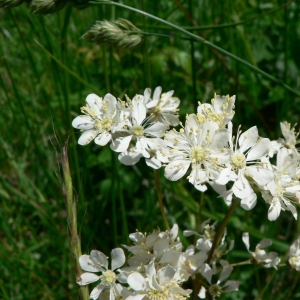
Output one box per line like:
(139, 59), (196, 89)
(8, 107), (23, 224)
(153, 169), (170, 230)
(206, 198), (241, 265)
(61, 146), (89, 300)
(89, 0), (300, 98)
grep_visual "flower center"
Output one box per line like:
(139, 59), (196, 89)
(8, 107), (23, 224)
(147, 289), (169, 300)
(100, 270), (116, 285)
(208, 284), (222, 298)
(94, 117), (113, 132)
(131, 125), (145, 137)
(231, 152), (246, 169)
(190, 146), (209, 163)
(275, 185), (284, 197)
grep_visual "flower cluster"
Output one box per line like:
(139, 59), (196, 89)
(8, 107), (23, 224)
(77, 223), (242, 300)
(72, 87), (180, 169)
(73, 88), (300, 222)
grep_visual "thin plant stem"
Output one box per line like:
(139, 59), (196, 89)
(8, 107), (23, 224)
(255, 269), (277, 300)
(206, 198), (241, 265)
(61, 146), (89, 300)
(194, 192), (204, 245)
(153, 169), (170, 230)
(90, 0), (300, 98)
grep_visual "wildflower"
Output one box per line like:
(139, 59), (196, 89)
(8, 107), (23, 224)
(127, 260), (192, 300)
(77, 248), (126, 300)
(278, 121), (300, 158)
(261, 147), (299, 221)
(216, 126), (273, 210)
(143, 86), (180, 126)
(242, 232), (280, 268)
(163, 114), (230, 191)
(72, 93), (125, 146)
(289, 236), (300, 271)
(110, 96), (167, 158)
(197, 94), (235, 128)
(199, 260), (240, 299)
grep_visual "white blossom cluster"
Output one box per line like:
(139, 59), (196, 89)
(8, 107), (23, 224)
(72, 87), (300, 222)
(77, 223), (300, 299)
(72, 87), (180, 169)
(77, 222), (241, 300)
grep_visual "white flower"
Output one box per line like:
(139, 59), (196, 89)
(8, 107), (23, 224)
(143, 86), (180, 126)
(199, 260), (240, 299)
(261, 147), (299, 221)
(216, 126), (273, 210)
(278, 121), (300, 158)
(289, 236), (300, 271)
(163, 115), (230, 191)
(72, 93), (125, 146)
(111, 96), (167, 158)
(77, 248), (126, 300)
(127, 261), (192, 300)
(197, 94), (235, 128)
(242, 232), (280, 268)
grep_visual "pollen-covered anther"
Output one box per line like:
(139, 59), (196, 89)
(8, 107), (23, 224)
(190, 146), (210, 163)
(131, 125), (145, 137)
(230, 152), (246, 169)
(209, 284), (222, 298)
(100, 270), (116, 285)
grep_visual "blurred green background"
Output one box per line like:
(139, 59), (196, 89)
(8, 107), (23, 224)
(1, 0), (300, 299)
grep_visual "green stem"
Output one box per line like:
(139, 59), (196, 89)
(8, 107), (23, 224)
(90, 0), (300, 98)
(61, 146), (89, 300)
(153, 169), (170, 230)
(206, 198), (241, 265)
(194, 192), (204, 245)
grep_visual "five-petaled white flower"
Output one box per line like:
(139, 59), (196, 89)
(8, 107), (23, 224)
(77, 248), (126, 300)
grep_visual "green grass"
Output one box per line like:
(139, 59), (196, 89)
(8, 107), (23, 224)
(1, 1), (300, 299)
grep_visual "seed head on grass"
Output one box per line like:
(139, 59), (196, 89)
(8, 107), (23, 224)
(81, 18), (142, 49)
(30, 0), (66, 14)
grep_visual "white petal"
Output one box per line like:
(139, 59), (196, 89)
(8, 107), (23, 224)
(164, 160), (190, 181)
(144, 123), (167, 137)
(268, 199), (281, 221)
(153, 86), (162, 102)
(145, 157), (161, 169)
(78, 130), (96, 145)
(90, 285), (105, 300)
(200, 264), (212, 284)
(86, 93), (102, 113)
(157, 265), (176, 284)
(257, 238), (272, 249)
(198, 286), (206, 299)
(223, 280), (240, 293)
(119, 151), (142, 166)
(232, 174), (253, 198)
(242, 232), (251, 252)
(111, 248), (125, 270)
(78, 272), (100, 285)
(153, 239), (169, 257)
(247, 138), (270, 161)
(72, 116), (94, 130)
(132, 98), (147, 125)
(95, 131), (111, 146)
(240, 193), (257, 210)
(110, 136), (132, 152)
(247, 166), (273, 185)
(90, 250), (108, 270)
(239, 126), (258, 153)
(127, 272), (146, 291)
(79, 255), (99, 272)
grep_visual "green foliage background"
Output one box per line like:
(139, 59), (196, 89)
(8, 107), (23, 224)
(1, 1), (300, 299)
